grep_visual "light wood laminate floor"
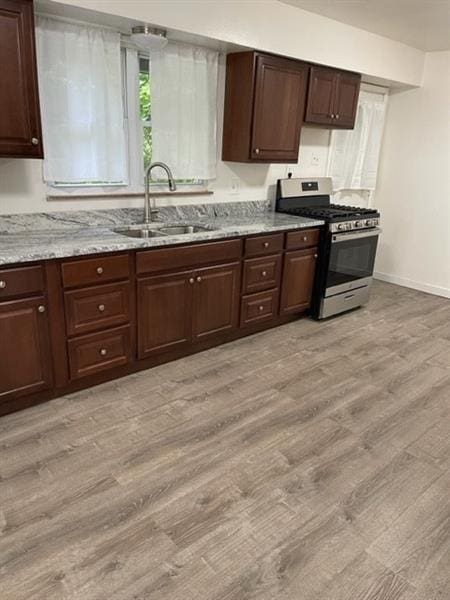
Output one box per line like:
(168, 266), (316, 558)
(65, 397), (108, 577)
(0, 281), (449, 600)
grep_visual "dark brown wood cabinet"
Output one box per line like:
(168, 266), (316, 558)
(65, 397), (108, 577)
(0, 0), (43, 158)
(138, 262), (240, 357)
(305, 66), (361, 129)
(138, 270), (193, 358)
(192, 262), (240, 342)
(0, 296), (52, 403)
(280, 248), (318, 315)
(222, 52), (308, 163)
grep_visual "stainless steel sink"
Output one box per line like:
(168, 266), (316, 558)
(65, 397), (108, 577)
(113, 224), (215, 239)
(157, 225), (212, 235)
(113, 228), (164, 239)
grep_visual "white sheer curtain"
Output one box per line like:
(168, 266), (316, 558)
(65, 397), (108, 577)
(327, 91), (387, 191)
(36, 17), (127, 184)
(150, 42), (219, 180)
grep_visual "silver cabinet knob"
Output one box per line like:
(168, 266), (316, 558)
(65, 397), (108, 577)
(261, 270), (267, 277)
(96, 267), (104, 275)
(314, 253), (318, 259)
(31, 137), (39, 145)
(258, 305), (265, 312)
(189, 277), (195, 284)
(303, 236), (308, 241)
(263, 241), (269, 248)
(99, 348), (107, 356)
(196, 276), (202, 283)
(38, 305), (46, 313)
(98, 304), (105, 312)
(0, 280), (6, 289)
(335, 114), (340, 120)
(254, 148), (260, 155)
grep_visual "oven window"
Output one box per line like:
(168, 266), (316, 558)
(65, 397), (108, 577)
(327, 233), (379, 289)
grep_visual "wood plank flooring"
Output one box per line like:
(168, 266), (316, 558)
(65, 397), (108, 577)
(0, 280), (449, 600)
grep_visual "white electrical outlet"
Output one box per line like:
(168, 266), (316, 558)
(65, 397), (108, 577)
(230, 177), (240, 194)
(310, 153), (320, 167)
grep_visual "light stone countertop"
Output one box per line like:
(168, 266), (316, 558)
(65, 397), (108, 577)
(0, 203), (324, 266)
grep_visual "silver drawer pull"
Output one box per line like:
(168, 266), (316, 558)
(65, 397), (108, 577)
(196, 276), (202, 283)
(303, 236), (308, 241)
(38, 305), (46, 313)
(31, 137), (39, 145)
(261, 270), (267, 277)
(189, 277), (195, 284)
(259, 305), (265, 312)
(263, 242), (269, 248)
(0, 280), (6, 289)
(96, 267), (104, 275)
(99, 348), (107, 356)
(98, 304), (106, 312)
(254, 148), (260, 155)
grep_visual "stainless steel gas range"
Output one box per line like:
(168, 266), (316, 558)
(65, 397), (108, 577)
(276, 176), (381, 319)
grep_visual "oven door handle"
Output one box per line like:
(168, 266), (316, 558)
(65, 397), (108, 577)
(332, 228), (382, 243)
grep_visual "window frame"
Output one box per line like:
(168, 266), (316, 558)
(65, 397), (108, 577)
(46, 45), (206, 196)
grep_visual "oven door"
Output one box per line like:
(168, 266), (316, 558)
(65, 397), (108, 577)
(326, 228), (381, 296)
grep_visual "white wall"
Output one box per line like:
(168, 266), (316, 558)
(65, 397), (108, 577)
(0, 54), (332, 214)
(48, 0), (425, 87)
(374, 51), (450, 298)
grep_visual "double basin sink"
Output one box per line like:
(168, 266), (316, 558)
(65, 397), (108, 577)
(113, 224), (216, 239)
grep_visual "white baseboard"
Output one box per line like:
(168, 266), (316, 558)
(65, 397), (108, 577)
(374, 271), (450, 299)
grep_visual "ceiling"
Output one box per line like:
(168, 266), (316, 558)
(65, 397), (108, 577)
(279, 0), (450, 51)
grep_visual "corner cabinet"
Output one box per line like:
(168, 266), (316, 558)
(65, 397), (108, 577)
(0, 0), (43, 158)
(305, 66), (361, 129)
(222, 52), (309, 163)
(0, 296), (52, 404)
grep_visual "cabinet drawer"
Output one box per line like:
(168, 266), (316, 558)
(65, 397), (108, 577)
(245, 233), (283, 257)
(0, 265), (44, 300)
(242, 254), (281, 294)
(286, 228), (320, 250)
(64, 282), (130, 337)
(67, 325), (131, 380)
(136, 239), (242, 275)
(61, 254), (130, 289)
(240, 289), (279, 326)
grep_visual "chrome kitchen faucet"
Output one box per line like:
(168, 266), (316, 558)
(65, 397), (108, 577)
(144, 162), (177, 223)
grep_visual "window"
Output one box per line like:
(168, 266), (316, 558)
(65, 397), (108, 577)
(37, 17), (218, 193)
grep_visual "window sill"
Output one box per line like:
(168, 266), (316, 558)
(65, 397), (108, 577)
(46, 189), (213, 201)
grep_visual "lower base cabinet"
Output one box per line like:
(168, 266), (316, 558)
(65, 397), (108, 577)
(280, 248), (318, 314)
(0, 296), (52, 402)
(138, 262), (241, 358)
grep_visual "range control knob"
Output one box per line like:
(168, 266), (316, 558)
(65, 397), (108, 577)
(365, 219), (372, 227)
(337, 223), (345, 231)
(355, 221), (362, 228)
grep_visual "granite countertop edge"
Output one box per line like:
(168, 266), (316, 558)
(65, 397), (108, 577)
(0, 210), (325, 266)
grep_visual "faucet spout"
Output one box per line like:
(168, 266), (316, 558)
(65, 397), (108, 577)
(144, 162), (177, 223)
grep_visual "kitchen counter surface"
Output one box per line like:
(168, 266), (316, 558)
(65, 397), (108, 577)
(0, 203), (324, 266)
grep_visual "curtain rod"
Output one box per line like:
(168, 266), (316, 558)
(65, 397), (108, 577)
(35, 11), (128, 34)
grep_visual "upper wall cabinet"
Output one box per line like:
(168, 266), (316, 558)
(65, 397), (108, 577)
(222, 52), (309, 163)
(0, 0), (43, 158)
(305, 66), (361, 129)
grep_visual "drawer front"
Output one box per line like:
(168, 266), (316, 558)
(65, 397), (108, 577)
(136, 239), (242, 275)
(245, 233), (284, 257)
(68, 325), (131, 380)
(0, 265), (44, 300)
(240, 289), (279, 326)
(286, 228), (320, 250)
(64, 282), (130, 337)
(61, 254), (130, 289)
(242, 254), (282, 294)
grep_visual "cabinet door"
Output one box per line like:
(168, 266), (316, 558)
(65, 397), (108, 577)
(280, 249), (318, 315)
(192, 262), (241, 342)
(251, 54), (308, 162)
(0, 296), (52, 403)
(333, 72), (361, 128)
(137, 271), (193, 358)
(0, 0), (43, 158)
(304, 66), (336, 126)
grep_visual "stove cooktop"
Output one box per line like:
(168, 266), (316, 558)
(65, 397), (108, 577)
(279, 204), (379, 222)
